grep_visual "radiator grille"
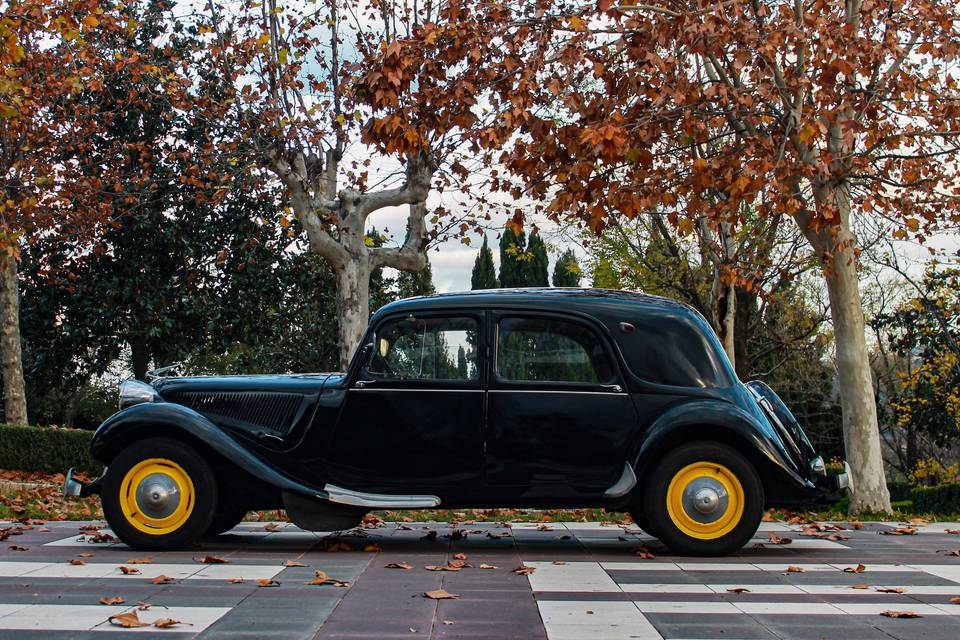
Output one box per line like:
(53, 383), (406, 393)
(172, 391), (304, 435)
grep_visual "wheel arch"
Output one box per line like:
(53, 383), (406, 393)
(91, 402), (325, 504)
(629, 401), (814, 508)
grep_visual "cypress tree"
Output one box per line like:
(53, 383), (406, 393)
(552, 249), (582, 287)
(470, 236), (499, 289)
(525, 233), (550, 287)
(498, 228), (527, 288)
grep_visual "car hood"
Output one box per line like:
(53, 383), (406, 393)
(152, 373), (341, 399)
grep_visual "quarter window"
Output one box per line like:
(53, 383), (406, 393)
(368, 316), (479, 381)
(496, 317), (615, 384)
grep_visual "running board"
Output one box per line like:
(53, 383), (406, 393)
(603, 462), (638, 499)
(323, 484), (441, 509)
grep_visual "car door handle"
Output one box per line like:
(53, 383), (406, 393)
(600, 384), (622, 393)
(355, 380), (377, 389)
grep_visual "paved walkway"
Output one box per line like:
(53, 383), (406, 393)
(0, 519), (957, 638)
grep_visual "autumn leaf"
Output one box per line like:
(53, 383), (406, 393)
(880, 527), (917, 536)
(451, 552), (467, 560)
(304, 570), (348, 586)
(263, 522), (280, 532)
(941, 549), (960, 557)
(479, 563), (497, 569)
(69, 559), (85, 566)
(850, 584), (870, 589)
(99, 596), (124, 605)
(282, 560), (307, 567)
(635, 547), (655, 559)
(512, 565), (535, 575)
(226, 577), (244, 584)
(195, 555), (229, 564)
(324, 540), (353, 552)
(108, 611), (149, 628)
(256, 578), (280, 587)
(118, 566), (140, 575)
(768, 533), (792, 545)
(877, 587), (906, 593)
(785, 566), (804, 573)
(153, 619), (188, 629)
(8, 545), (28, 551)
(423, 589), (459, 600)
(363, 543), (382, 552)
(948, 597), (960, 604)
(843, 564), (866, 573)
(77, 552), (94, 558)
(727, 587), (750, 594)
(150, 575), (176, 584)
(384, 562), (413, 570)
(881, 611), (921, 618)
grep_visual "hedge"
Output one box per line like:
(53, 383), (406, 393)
(0, 424), (99, 476)
(886, 481), (912, 502)
(910, 483), (960, 515)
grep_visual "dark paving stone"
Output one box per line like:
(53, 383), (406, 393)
(646, 613), (779, 639)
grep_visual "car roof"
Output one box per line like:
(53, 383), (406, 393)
(375, 288), (692, 320)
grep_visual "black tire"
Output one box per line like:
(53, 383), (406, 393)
(205, 507), (247, 536)
(101, 437), (217, 551)
(643, 441), (763, 556)
(627, 508), (660, 538)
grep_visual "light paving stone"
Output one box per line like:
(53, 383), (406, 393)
(632, 601), (741, 614)
(526, 561), (622, 593)
(732, 602), (844, 615)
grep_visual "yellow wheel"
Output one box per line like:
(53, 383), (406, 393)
(666, 462), (744, 540)
(644, 441), (763, 556)
(102, 438), (217, 550)
(118, 458), (195, 535)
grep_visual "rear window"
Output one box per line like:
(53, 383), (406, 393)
(615, 310), (730, 388)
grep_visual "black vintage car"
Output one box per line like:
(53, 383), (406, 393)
(65, 289), (846, 555)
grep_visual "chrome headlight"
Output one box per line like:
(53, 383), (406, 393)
(119, 379), (158, 410)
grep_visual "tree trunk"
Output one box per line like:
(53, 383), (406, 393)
(130, 335), (150, 381)
(802, 187), (891, 515)
(335, 257), (372, 371)
(0, 257), (27, 425)
(711, 272), (737, 372)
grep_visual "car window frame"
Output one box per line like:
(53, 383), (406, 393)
(489, 310), (626, 392)
(358, 311), (486, 390)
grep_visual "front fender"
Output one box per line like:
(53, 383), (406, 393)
(631, 398), (815, 500)
(91, 402), (327, 499)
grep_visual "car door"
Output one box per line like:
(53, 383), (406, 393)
(485, 312), (638, 497)
(324, 312), (485, 495)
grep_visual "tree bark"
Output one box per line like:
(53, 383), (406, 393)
(130, 334), (150, 381)
(801, 185), (892, 515)
(0, 257), (27, 425)
(335, 254), (372, 371)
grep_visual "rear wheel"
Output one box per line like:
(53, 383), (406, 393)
(643, 441), (763, 556)
(102, 438), (217, 551)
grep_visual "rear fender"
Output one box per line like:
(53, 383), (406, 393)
(630, 399), (815, 502)
(91, 402), (327, 500)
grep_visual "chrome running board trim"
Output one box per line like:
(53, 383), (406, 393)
(323, 484), (441, 508)
(603, 462), (638, 499)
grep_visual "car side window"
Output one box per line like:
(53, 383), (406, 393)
(368, 316), (479, 381)
(496, 317), (615, 384)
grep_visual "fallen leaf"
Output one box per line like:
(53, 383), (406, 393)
(99, 597), (125, 605)
(263, 523), (281, 532)
(948, 597), (960, 604)
(8, 546), (28, 551)
(880, 527), (918, 536)
(282, 560), (307, 567)
(423, 589), (459, 600)
(69, 559), (85, 566)
(850, 584), (870, 589)
(512, 565), (535, 575)
(552, 561), (567, 565)
(479, 563), (498, 569)
(945, 529), (960, 535)
(727, 587), (750, 593)
(363, 543), (382, 552)
(843, 564), (866, 573)
(768, 533), (792, 545)
(153, 619), (188, 629)
(256, 578), (280, 587)
(849, 521), (864, 530)
(126, 557), (153, 564)
(877, 587), (906, 593)
(88, 532), (115, 544)
(451, 552), (467, 560)
(323, 540), (352, 552)
(136, 601), (151, 610)
(385, 562), (413, 570)
(425, 564), (460, 572)
(304, 570), (348, 586)
(447, 560), (471, 569)
(880, 610), (921, 618)
(786, 566), (805, 573)
(118, 566), (140, 575)
(77, 552), (94, 558)
(442, 620), (454, 625)
(150, 575), (176, 584)
(196, 555), (229, 564)
(635, 547), (655, 559)
(536, 524), (553, 531)
(226, 578), (244, 584)
(941, 549), (960, 557)
(108, 611), (149, 628)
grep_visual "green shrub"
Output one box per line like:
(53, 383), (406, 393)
(0, 424), (99, 475)
(910, 483), (960, 515)
(887, 481), (912, 502)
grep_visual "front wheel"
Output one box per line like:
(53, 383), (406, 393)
(643, 441), (763, 556)
(101, 437), (217, 551)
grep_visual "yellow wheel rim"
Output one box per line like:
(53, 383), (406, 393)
(119, 458), (195, 535)
(666, 461), (744, 540)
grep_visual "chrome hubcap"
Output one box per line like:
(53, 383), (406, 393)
(682, 477), (728, 524)
(135, 473), (180, 519)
